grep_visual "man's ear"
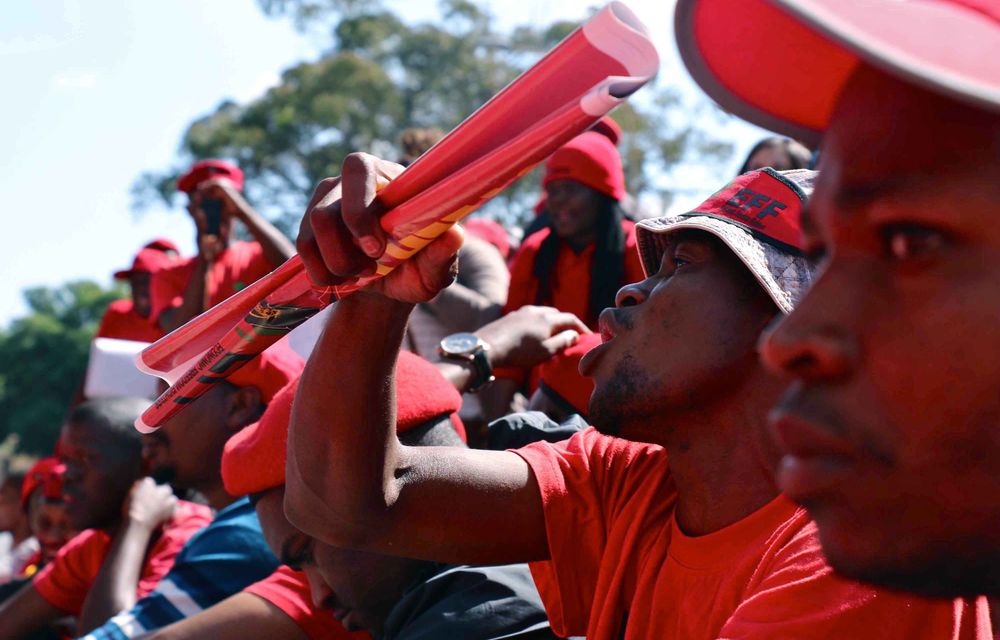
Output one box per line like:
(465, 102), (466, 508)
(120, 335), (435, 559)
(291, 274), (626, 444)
(226, 386), (264, 432)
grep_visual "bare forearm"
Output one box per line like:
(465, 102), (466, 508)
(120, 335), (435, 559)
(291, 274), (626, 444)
(285, 296), (549, 565)
(78, 521), (157, 633)
(0, 582), (64, 640)
(285, 293), (412, 544)
(235, 204), (295, 268)
(140, 593), (307, 640)
(159, 259), (209, 333)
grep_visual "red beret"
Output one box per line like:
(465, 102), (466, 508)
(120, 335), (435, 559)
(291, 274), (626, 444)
(177, 160), (245, 194)
(222, 351), (464, 496)
(543, 132), (626, 202)
(228, 342), (305, 405)
(537, 332), (603, 416)
(590, 116), (622, 147)
(21, 456), (65, 509)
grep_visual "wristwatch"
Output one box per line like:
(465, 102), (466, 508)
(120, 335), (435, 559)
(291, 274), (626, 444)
(438, 333), (495, 393)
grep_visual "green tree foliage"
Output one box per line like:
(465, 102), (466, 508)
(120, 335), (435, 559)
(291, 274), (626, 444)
(0, 282), (125, 454)
(133, 0), (732, 230)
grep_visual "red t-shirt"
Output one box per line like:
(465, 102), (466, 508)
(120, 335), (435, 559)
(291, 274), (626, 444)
(95, 299), (164, 343)
(244, 565), (364, 640)
(152, 241), (273, 319)
(513, 428), (991, 640)
(504, 221), (644, 329)
(32, 501), (212, 614)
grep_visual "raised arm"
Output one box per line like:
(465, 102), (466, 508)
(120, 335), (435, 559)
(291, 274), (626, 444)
(284, 153), (557, 566)
(78, 479), (177, 634)
(203, 179), (295, 269)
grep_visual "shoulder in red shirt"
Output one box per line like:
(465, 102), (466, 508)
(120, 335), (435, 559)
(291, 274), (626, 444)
(96, 299), (164, 343)
(32, 500), (212, 614)
(152, 241), (273, 320)
(244, 565), (362, 640)
(513, 427), (990, 639)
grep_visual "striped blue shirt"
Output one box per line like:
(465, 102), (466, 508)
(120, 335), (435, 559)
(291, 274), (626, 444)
(80, 498), (278, 639)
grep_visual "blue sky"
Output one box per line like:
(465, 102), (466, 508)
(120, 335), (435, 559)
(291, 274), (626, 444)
(0, 0), (766, 324)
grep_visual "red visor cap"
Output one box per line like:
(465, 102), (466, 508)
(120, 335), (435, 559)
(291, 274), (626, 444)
(227, 342), (305, 406)
(675, 0), (1000, 147)
(221, 351), (465, 496)
(114, 247), (179, 280)
(21, 456), (66, 509)
(543, 132), (626, 202)
(177, 159), (245, 194)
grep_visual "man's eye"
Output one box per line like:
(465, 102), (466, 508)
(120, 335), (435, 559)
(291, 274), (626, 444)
(881, 224), (946, 261)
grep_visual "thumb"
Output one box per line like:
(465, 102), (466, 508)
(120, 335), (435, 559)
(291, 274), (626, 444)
(541, 329), (581, 356)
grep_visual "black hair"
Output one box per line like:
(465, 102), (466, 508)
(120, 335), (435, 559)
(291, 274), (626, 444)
(533, 194), (626, 326)
(398, 414), (467, 449)
(67, 397), (146, 459)
(737, 137), (812, 176)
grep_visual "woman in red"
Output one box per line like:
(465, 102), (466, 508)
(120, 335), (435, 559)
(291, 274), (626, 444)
(505, 132), (644, 329)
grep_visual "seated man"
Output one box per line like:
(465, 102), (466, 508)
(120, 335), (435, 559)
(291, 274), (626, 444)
(138, 332), (582, 640)
(0, 399), (213, 640)
(156, 160), (296, 333)
(674, 0), (1000, 598)
(237, 353), (551, 639)
(287, 158), (989, 639)
(79, 346), (303, 639)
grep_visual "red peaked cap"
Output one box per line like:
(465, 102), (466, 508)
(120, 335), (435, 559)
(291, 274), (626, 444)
(221, 351), (465, 496)
(21, 456), (66, 509)
(177, 159), (245, 194)
(538, 333), (602, 416)
(228, 341), (305, 405)
(114, 248), (178, 280)
(543, 132), (626, 202)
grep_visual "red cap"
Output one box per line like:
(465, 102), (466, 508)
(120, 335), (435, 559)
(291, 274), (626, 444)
(221, 351), (464, 496)
(463, 218), (511, 260)
(590, 116), (622, 146)
(114, 247), (180, 280)
(177, 160), (245, 194)
(675, 0), (1000, 146)
(543, 132), (626, 202)
(142, 238), (180, 255)
(21, 457), (65, 509)
(227, 342), (305, 406)
(537, 333), (601, 416)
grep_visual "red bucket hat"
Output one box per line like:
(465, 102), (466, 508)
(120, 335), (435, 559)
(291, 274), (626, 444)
(221, 351), (465, 496)
(21, 456), (66, 509)
(177, 159), (245, 194)
(590, 116), (622, 147)
(635, 168), (816, 314)
(675, 0), (1000, 146)
(543, 131), (626, 202)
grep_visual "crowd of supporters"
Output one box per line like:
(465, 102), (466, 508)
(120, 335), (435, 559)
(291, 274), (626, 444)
(1, 0), (999, 638)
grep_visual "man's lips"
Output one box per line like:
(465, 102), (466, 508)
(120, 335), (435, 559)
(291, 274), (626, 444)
(580, 310), (619, 376)
(769, 408), (857, 501)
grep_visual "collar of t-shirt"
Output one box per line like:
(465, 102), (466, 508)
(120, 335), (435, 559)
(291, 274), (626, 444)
(667, 494), (801, 571)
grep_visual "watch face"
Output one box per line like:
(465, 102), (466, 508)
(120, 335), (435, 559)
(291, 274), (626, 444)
(441, 333), (481, 355)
